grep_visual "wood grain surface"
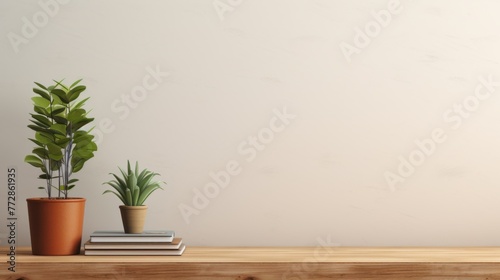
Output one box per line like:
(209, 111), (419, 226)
(4, 247), (500, 279)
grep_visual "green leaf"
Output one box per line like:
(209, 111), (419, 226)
(28, 124), (49, 133)
(46, 142), (63, 161)
(137, 183), (163, 206)
(71, 159), (85, 173)
(30, 114), (52, 127)
(49, 123), (67, 136)
(68, 178), (79, 184)
(34, 82), (48, 91)
(73, 132), (92, 146)
(72, 149), (94, 159)
(125, 189), (133, 206)
(68, 108), (85, 123)
(127, 160), (132, 174)
(74, 138), (97, 151)
(29, 119), (49, 129)
(136, 169), (150, 185)
(70, 79), (82, 88)
(33, 105), (49, 116)
(127, 172), (137, 191)
(32, 96), (50, 108)
(73, 97), (90, 110)
(71, 117), (93, 132)
(51, 88), (69, 103)
(138, 172), (159, 189)
(33, 87), (50, 100)
(74, 139), (97, 151)
(51, 92), (63, 106)
(52, 115), (67, 125)
(103, 190), (127, 205)
(51, 106), (66, 116)
(32, 147), (49, 159)
(55, 137), (71, 147)
(49, 159), (60, 171)
(112, 172), (127, 190)
(25, 155), (44, 168)
(132, 186), (140, 206)
(28, 138), (44, 147)
(35, 131), (54, 145)
(103, 180), (126, 198)
(68, 85), (86, 102)
(52, 79), (68, 91)
(38, 174), (52, 179)
(135, 161), (140, 178)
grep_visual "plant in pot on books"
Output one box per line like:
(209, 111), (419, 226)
(24, 79), (97, 255)
(103, 161), (165, 234)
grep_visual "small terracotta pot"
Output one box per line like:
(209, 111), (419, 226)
(27, 197), (86, 255)
(119, 205), (148, 233)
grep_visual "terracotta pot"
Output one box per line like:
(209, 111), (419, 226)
(26, 197), (86, 255)
(120, 205), (148, 233)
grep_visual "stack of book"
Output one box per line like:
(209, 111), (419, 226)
(84, 230), (185, 256)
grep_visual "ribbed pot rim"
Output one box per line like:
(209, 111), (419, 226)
(27, 197), (86, 203)
(119, 205), (148, 209)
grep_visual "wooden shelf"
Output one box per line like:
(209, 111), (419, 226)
(4, 246), (500, 279)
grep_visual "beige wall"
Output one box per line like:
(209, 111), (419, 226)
(2, 0), (500, 247)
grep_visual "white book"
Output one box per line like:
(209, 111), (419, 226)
(84, 244), (186, 256)
(90, 230), (175, 243)
(84, 237), (183, 250)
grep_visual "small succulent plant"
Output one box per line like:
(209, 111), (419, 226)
(103, 161), (164, 206)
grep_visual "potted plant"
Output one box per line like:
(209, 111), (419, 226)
(24, 79), (97, 255)
(103, 161), (165, 233)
